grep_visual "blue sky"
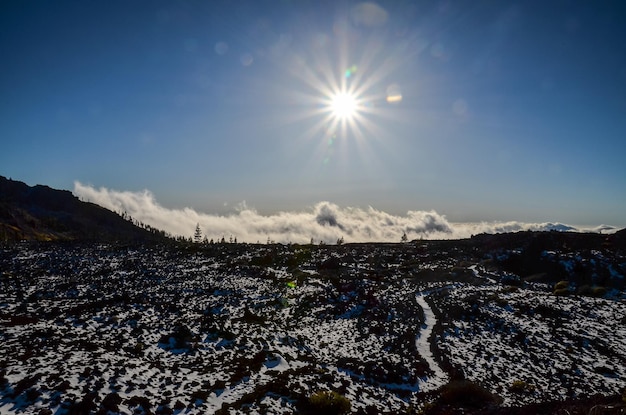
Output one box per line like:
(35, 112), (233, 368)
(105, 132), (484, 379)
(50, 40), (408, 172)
(2, 0), (625, 227)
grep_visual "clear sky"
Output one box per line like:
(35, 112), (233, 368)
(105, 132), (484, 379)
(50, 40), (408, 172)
(2, 0), (625, 227)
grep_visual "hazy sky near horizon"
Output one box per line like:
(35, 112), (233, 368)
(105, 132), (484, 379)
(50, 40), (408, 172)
(2, 1), (625, 227)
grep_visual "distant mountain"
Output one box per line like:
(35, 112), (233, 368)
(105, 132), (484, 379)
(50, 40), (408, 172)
(0, 176), (167, 242)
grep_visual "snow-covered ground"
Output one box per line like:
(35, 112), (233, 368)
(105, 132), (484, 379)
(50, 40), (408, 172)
(433, 274), (626, 406)
(0, 241), (624, 414)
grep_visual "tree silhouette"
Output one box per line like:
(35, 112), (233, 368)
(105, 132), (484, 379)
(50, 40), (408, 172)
(193, 223), (203, 243)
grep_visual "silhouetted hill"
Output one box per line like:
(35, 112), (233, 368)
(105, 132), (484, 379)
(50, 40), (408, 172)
(612, 227), (626, 249)
(0, 176), (167, 242)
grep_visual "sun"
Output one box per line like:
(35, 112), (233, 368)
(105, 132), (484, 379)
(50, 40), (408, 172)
(330, 91), (358, 119)
(276, 27), (406, 167)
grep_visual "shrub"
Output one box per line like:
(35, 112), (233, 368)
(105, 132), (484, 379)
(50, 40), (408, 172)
(439, 381), (500, 408)
(554, 280), (569, 290)
(509, 380), (535, 393)
(553, 288), (570, 296)
(577, 285), (606, 297)
(592, 286), (606, 297)
(307, 391), (351, 415)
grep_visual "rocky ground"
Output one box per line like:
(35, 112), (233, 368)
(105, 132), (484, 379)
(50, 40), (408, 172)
(1, 237), (625, 414)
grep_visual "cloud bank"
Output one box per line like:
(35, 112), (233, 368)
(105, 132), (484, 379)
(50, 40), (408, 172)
(74, 182), (617, 244)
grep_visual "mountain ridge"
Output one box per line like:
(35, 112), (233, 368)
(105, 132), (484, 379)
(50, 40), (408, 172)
(1, 175), (624, 247)
(0, 176), (167, 242)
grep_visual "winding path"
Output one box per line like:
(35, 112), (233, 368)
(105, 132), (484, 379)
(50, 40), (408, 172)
(415, 293), (449, 392)
(469, 264), (497, 283)
(413, 265), (494, 391)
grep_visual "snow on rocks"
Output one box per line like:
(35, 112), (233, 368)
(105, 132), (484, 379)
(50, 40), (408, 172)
(434, 281), (626, 406)
(0, 240), (624, 414)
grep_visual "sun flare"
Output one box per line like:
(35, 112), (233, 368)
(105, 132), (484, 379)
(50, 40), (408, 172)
(281, 29), (403, 169)
(330, 92), (358, 119)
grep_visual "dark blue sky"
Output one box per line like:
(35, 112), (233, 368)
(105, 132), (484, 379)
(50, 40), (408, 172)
(2, 0), (625, 226)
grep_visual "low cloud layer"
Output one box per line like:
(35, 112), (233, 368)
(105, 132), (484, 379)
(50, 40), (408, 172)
(74, 182), (617, 244)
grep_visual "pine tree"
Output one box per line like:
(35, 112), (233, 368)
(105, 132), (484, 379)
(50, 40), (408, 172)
(193, 223), (203, 243)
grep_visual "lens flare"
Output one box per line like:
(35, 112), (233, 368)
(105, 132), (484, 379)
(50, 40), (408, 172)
(386, 84), (403, 103)
(344, 65), (358, 78)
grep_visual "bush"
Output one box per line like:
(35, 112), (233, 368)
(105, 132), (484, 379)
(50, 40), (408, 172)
(439, 381), (500, 408)
(554, 280), (569, 290)
(553, 288), (570, 296)
(577, 285), (606, 297)
(307, 391), (351, 415)
(509, 380), (535, 393)
(592, 286), (607, 297)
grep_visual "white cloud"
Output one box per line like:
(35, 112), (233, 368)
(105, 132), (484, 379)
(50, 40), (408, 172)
(73, 182), (616, 243)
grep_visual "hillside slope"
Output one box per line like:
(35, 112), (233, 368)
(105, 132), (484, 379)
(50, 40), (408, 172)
(0, 176), (166, 242)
